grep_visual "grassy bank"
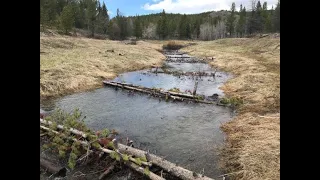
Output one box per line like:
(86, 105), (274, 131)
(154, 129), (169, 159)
(182, 36), (280, 180)
(40, 33), (165, 99)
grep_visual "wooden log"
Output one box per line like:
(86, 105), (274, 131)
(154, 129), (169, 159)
(40, 158), (67, 177)
(40, 120), (214, 180)
(167, 91), (194, 99)
(106, 81), (194, 99)
(98, 161), (117, 180)
(40, 126), (160, 180)
(117, 144), (213, 180)
(40, 124), (151, 167)
(126, 161), (165, 180)
(40, 118), (87, 138)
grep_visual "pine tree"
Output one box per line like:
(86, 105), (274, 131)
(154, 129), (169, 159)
(156, 18), (161, 39)
(101, 2), (109, 34)
(107, 21), (114, 39)
(41, 0), (57, 27)
(86, 0), (97, 37)
(236, 4), (246, 37)
(262, 2), (269, 32)
(57, 0), (67, 15)
(59, 4), (75, 34)
(273, 0), (280, 32)
(226, 2), (236, 37)
(247, 0), (256, 34)
(116, 8), (128, 39)
(134, 17), (142, 38)
(264, 14), (272, 32)
(193, 18), (201, 39)
(255, 0), (263, 32)
(157, 9), (168, 39)
(179, 14), (188, 39)
(74, 0), (86, 29)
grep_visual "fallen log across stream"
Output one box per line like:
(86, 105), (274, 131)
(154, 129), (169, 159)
(40, 118), (215, 180)
(102, 81), (215, 104)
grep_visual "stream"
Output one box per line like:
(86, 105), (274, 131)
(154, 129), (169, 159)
(40, 51), (234, 178)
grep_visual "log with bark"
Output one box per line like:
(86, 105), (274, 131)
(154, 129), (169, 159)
(98, 161), (117, 179)
(40, 125), (159, 180)
(117, 144), (213, 180)
(40, 124), (151, 167)
(40, 119), (215, 180)
(103, 81), (216, 104)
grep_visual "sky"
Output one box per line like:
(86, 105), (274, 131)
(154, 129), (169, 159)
(101, 0), (278, 18)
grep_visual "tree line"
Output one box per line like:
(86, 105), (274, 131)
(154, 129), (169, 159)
(40, 0), (280, 40)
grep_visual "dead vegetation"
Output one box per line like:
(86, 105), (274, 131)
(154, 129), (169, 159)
(182, 36), (280, 180)
(40, 31), (164, 99)
(162, 41), (184, 50)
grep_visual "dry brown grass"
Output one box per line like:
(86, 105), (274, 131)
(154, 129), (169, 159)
(182, 36), (280, 180)
(40, 33), (164, 99)
(163, 41), (185, 50)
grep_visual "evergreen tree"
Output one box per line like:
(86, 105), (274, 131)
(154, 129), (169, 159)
(193, 19), (201, 39)
(41, 0), (57, 27)
(74, 1), (86, 29)
(86, 0), (98, 37)
(134, 17), (142, 38)
(255, 0), (263, 32)
(39, 0), (278, 39)
(261, 2), (269, 32)
(101, 2), (110, 34)
(107, 20), (115, 39)
(157, 9), (168, 39)
(236, 4), (246, 37)
(264, 14), (272, 32)
(273, 0), (280, 32)
(56, 0), (67, 15)
(116, 8), (128, 39)
(247, 0), (256, 34)
(179, 14), (190, 39)
(226, 2), (236, 37)
(59, 4), (75, 34)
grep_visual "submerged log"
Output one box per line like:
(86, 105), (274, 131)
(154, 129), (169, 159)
(104, 81), (206, 102)
(40, 158), (67, 177)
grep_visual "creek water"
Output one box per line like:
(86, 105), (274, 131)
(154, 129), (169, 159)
(40, 52), (233, 178)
